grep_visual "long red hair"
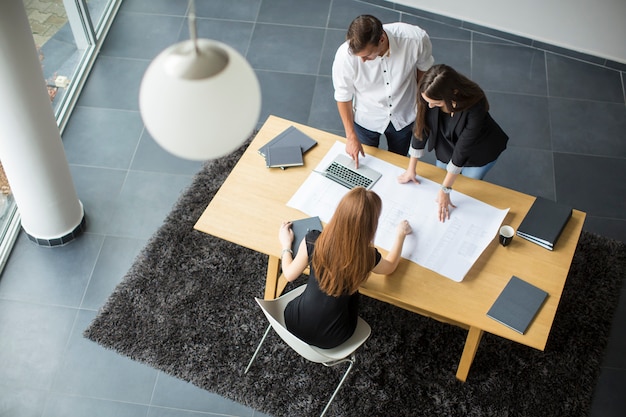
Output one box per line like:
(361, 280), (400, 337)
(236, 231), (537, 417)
(312, 187), (382, 297)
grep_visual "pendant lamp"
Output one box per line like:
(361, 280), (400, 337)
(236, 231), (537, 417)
(139, 1), (261, 160)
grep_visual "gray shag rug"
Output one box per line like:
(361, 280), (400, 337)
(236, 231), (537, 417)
(84, 138), (625, 417)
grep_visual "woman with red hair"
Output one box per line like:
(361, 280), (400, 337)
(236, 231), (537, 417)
(278, 187), (412, 349)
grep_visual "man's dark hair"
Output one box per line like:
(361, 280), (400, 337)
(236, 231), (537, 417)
(347, 15), (384, 54)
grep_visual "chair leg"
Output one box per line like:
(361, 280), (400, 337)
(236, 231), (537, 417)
(245, 324), (272, 374)
(319, 355), (355, 417)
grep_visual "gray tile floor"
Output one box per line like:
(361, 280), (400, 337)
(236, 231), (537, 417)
(1, 0), (625, 416)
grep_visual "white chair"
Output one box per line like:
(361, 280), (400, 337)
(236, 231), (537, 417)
(245, 284), (371, 417)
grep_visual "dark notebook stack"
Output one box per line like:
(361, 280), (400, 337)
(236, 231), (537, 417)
(516, 197), (573, 250)
(258, 126), (317, 169)
(487, 275), (549, 334)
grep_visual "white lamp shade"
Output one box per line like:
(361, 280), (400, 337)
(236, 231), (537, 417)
(139, 39), (261, 160)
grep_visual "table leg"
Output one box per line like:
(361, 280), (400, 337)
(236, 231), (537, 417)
(455, 326), (484, 382)
(264, 256), (281, 300)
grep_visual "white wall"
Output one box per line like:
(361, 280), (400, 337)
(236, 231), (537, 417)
(391, 0), (626, 64)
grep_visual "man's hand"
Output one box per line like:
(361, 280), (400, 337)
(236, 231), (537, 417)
(345, 134), (365, 169)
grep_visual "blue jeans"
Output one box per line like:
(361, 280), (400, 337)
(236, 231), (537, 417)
(435, 159), (497, 180)
(353, 122), (413, 156)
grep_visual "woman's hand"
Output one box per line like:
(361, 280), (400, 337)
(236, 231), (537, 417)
(278, 221), (294, 249)
(397, 219), (413, 236)
(436, 190), (457, 222)
(397, 170), (421, 184)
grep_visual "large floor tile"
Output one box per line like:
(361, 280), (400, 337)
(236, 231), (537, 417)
(547, 53), (624, 103)
(43, 393), (150, 417)
(488, 92), (551, 151)
(308, 76), (342, 132)
(554, 153), (626, 219)
(431, 38), (471, 76)
(76, 56), (149, 111)
(583, 216), (626, 244)
(107, 170), (194, 240)
(63, 106), (144, 169)
(247, 24), (325, 74)
(131, 131), (204, 175)
(328, 0), (399, 30)
(179, 18), (255, 56)
(69, 165), (128, 236)
(319, 28), (346, 76)
(0, 385), (47, 417)
(472, 43), (547, 95)
(484, 146), (556, 199)
(549, 98), (626, 157)
(99, 12), (183, 60)
(0, 233), (103, 307)
(0, 301), (77, 390)
(119, 0), (189, 15)
(402, 14), (471, 41)
(147, 406), (249, 417)
(194, 0), (261, 21)
(257, 0), (331, 27)
(255, 71), (317, 127)
(472, 32), (521, 46)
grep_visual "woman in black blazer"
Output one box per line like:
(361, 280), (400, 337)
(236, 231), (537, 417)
(398, 64), (508, 222)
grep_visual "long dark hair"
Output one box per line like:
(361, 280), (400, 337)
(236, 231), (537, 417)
(346, 15), (384, 54)
(414, 64), (488, 139)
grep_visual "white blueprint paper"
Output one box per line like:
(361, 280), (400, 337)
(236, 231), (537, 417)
(287, 142), (509, 282)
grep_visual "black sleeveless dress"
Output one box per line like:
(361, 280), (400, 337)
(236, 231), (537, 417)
(284, 230), (381, 349)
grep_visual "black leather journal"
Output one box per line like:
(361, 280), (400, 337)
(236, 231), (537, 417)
(516, 197), (572, 250)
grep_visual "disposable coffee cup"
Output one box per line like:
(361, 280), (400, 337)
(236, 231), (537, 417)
(499, 225), (514, 246)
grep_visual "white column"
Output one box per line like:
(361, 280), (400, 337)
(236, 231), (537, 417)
(0, 0), (85, 246)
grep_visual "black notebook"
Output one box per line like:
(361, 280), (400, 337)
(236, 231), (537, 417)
(258, 126), (317, 158)
(265, 145), (303, 169)
(516, 196), (573, 250)
(487, 276), (549, 334)
(290, 216), (323, 255)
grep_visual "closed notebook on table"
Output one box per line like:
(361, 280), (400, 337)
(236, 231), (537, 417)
(265, 145), (303, 168)
(258, 125), (318, 158)
(487, 275), (549, 334)
(290, 216), (323, 255)
(516, 196), (573, 250)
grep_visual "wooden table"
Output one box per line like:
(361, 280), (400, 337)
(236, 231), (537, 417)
(194, 115), (586, 381)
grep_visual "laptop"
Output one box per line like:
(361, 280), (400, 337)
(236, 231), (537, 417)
(315, 154), (382, 190)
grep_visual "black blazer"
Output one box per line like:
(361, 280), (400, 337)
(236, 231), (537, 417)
(411, 99), (508, 168)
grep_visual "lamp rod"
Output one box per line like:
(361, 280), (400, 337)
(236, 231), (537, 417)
(188, 0), (199, 55)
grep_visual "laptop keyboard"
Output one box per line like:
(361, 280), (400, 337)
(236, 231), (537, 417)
(325, 160), (373, 189)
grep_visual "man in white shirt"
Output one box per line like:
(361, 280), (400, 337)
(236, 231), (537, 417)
(332, 15), (434, 167)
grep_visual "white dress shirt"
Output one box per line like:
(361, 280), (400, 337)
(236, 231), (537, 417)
(332, 22), (434, 133)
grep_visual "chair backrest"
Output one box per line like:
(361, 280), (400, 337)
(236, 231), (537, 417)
(255, 284), (371, 364)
